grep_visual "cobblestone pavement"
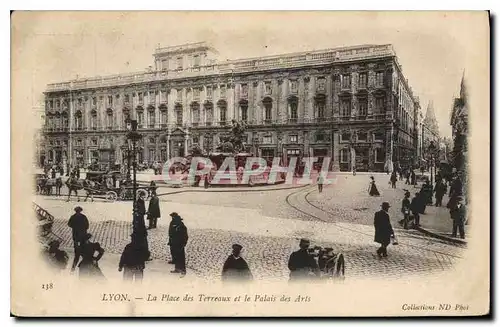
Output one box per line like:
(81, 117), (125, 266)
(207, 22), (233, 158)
(35, 173), (466, 281)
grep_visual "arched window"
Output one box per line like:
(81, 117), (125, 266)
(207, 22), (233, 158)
(287, 96), (298, 123)
(159, 105), (168, 127)
(191, 102), (200, 126)
(314, 94), (326, 121)
(204, 102), (213, 126)
(175, 104), (183, 126)
(148, 106), (155, 128)
(136, 107), (144, 127)
(74, 111), (82, 130)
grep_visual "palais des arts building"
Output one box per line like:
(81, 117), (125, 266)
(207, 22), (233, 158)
(42, 42), (421, 172)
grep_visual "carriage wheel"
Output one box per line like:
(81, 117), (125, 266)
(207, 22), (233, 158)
(105, 191), (118, 202)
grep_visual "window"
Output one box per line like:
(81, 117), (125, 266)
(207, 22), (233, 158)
(340, 149), (349, 163)
(148, 112), (155, 127)
(315, 100), (325, 119)
(138, 92), (143, 102)
(316, 131), (325, 142)
(263, 136), (272, 144)
(92, 139), (98, 146)
(290, 80), (298, 93)
(160, 111), (168, 125)
(241, 104), (248, 122)
(192, 105), (200, 124)
(265, 82), (272, 95)
(375, 97), (385, 113)
(290, 135), (298, 143)
(358, 73), (367, 89)
(357, 132), (368, 141)
(219, 106), (227, 123)
(374, 132), (384, 141)
(177, 57), (183, 70)
(116, 94), (120, 100)
(108, 96), (113, 107)
(177, 89), (182, 101)
(90, 112), (97, 130)
(205, 105), (213, 124)
(77, 139), (82, 146)
(376, 71), (384, 87)
(241, 84), (248, 97)
(176, 108), (183, 125)
(149, 137), (155, 144)
(264, 104), (272, 122)
(193, 88), (201, 99)
(92, 97), (96, 106)
(106, 112), (113, 128)
(56, 100), (60, 108)
(289, 101), (298, 120)
(124, 94), (130, 103)
(358, 98), (368, 117)
(206, 86), (213, 98)
(341, 74), (351, 89)
(48, 100), (53, 109)
(340, 98), (351, 117)
(160, 90), (167, 102)
(220, 85), (227, 98)
(78, 98), (83, 107)
(137, 112), (144, 127)
(317, 77), (326, 91)
(193, 55), (200, 67)
(161, 59), (168, 70)
(375, 148), (385, 163)
(341, 132), (351, 142)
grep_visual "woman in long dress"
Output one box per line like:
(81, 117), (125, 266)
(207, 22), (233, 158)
(77, 233), (105, 280)
(368, 176), (380, 196)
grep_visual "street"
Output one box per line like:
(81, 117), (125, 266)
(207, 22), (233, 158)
(35, 172), (466, 281)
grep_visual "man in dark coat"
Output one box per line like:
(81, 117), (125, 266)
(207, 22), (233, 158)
(410, 192), (424, 227)
(221, 244), (253, 282)
(450, 196), (466, 239)
(119, 234), (150, 282)
(147, 191), (161, 229)
(410, 170), (416, 186)
(67, 206), (89, 270)
(168, 212), (188, 276)
(434, 179), (447, 207)
(134, 193), (147, 230)
(421, 180), (433, 205)
(399, 191), (411, 229)
(374, 202), (394, 258)
(287, 238), (320, 281)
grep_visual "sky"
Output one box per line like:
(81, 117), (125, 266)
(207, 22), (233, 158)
(12, 11), (489, 138)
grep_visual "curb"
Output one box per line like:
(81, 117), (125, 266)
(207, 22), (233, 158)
(155, 184), (309, 196)
(415, 226), (467, 245)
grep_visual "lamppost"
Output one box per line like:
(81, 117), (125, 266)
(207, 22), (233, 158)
(125, 118), (143, 232)
(428, 141), (436, 186)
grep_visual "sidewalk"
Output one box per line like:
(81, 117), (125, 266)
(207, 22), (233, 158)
(414, 196), (468, 245)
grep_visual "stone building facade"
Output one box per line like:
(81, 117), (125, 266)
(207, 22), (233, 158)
(42, 42), (421, 172)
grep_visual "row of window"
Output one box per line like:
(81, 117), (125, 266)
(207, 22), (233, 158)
(340, 148), (385, 163)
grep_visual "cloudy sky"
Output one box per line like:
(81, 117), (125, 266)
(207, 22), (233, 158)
(12, 11), (489, 137)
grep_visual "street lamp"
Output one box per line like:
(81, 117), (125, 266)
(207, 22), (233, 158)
(428, 141), (436, 186)
(125, 118), (143, 232)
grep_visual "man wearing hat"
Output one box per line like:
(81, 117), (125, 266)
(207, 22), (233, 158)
(450, 196), (466, 239)
(374, 202), (395, 258)
(67, 206), (89, 270)
(119, 233), (150, 282)
(287, 238), (320, 281)
(167, 212), (188, 276)
(221, 244), (253, 282)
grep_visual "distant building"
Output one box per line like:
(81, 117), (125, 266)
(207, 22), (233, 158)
(33, 102), (45, 167)
(422, 101), (440, 166)
(450, 73), (468, 176)
(41, 41), (421, 172)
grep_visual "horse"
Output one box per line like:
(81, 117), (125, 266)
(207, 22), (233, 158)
(82, 180), (101, 202)
(40, 177), (62, 195)
(65, 177), (87, 202)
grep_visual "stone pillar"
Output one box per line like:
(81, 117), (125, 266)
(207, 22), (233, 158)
(351, 71), (358, 119)
(228, 83), (235, 122)
(332, 72), (340, 118)
(184, 133), (189, 157)
(253, 81), (261, 124)
(303, 77), (311, 121)
(326, 74), (333, 119)
(278, 79), (287, 123)
(367, 92), (374, 116)
(331, 131), (340, 171)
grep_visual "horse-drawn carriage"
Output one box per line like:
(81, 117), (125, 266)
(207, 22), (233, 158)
(34, 172), (63, 195)
(65, 171), (149, 202)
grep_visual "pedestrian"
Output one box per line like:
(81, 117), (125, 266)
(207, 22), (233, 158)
(434, 179), (447, 207)
(410, 192), (422, 227)
(390, 171), (397, 189)
(147, 191), (161, 229)
(119, 233), (150, 282)
(317, 173), (325, 193)
(368, 176), (380, 196)
(352, 165), (356, 176)
(149, 180), (157, 198)
(67, 206), (89, 271)
(410, 170), (416, 186)
(400, 191), (411, 229)
(204, 174), (209, 189)
(134, 192), (147, 230)
(374, 202), (395, 258)
(51, 168), (56, 179)
(422, 179), (433, 205)
(75, 233), (105, 280)
(287, 238), (320, 281)
(221, 244), (253, 282)
(450, 196), (466, 239)
(168, 212), (188, 276)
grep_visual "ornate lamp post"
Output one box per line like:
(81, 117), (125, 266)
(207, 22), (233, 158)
(125, 118), (143, 232)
